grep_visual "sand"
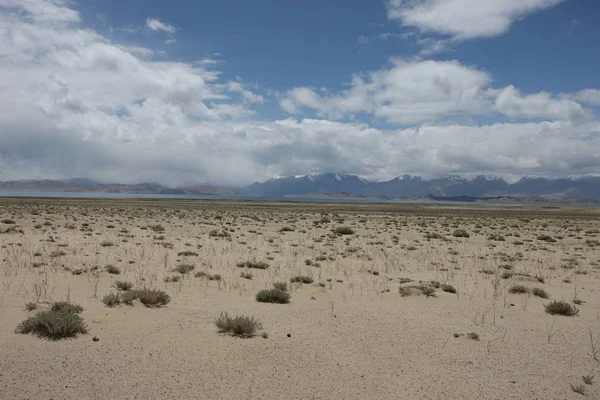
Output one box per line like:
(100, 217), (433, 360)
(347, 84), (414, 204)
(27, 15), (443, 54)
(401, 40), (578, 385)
(0, 197), (599, 399)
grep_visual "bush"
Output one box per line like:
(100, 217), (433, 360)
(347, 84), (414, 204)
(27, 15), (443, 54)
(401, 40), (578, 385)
(425, 232), (446, 240)
(501, 271), (513, 279)
(532, 287), (549, 299)
(236, 261), (269, 270)
(51, 301), (84, 314)
(25, 302), (37, 311)
(102, 293), (121, 307)
(16, 309), (88, 340)
(106, 264), (121, 275)
(215, 312), (263, 338)
(273, 281), (288, 291)
(173, 264), (195, 274)
(452, 229), (470, 238)
(290, 275), (313, 284)
(441, 284), (456, 294)
(2, 219), (16, 224)
(279, 226), (294, 232)
(256, 289), (291, 304)
(420, 285), (436, 298)
(100, 240), (114, 247)
(240, 271), (253, 280)
(135, 289), (171, 308)
(114, 280), (133, 291)
(537, 234), (556, 243)
(119, 291), (137, 305)
(334, 227), (354, 235)
(545, 300), (579, 316)
(508, 284), (530, 294)
(177, 251), (199, 256)
(488, 234), (505, 241)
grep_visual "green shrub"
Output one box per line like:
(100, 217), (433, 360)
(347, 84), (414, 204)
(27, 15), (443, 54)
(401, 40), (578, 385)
(25, 302), (37, 311)
(215, 312), (263, 338)
(290, 275), (313, 284)
(501, 271), (513, 279)
(545, 300), (579, 316)
(420, 285), (436, 298)
(537, 234), (556, 243)
(273, 281), (288, 291)
(334, 227), (354, 235)
(173, 264), (195, 274)
(105, 264), (121, 274)
(532, 287), (549, 299)
(51, 301), (84, 314)
(240, 271), (253, 280)
(452, 229), (470, 238)
(177, 251), (198, 256)
(236, 261), (269, 269)
(114, 280), (133, 291)
(119, 291), (137, 305)
(425, 232), (446, 240)
(16, 309), (88, 340)
(149, 224), (165, 232)
(279, 226), (294, 232)
(508, 284), (530, 294)
(441, 284), (456, 294)
(488, 234), (505, 241)
(135, 289), (171, 308)
(256, 289), (290, 304)
(102, 293), (121, 307)
(100, 240), (114, 247)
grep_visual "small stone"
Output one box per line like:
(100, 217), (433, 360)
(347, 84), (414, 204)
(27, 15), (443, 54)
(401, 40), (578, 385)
(92, 336), (99, 342)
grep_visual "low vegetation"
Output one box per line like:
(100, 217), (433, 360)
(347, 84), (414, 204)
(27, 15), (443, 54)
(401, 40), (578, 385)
(215, 312), (263, 338)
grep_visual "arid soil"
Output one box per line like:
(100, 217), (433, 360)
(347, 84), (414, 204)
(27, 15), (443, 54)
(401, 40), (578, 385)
(0, 198), (599, 399)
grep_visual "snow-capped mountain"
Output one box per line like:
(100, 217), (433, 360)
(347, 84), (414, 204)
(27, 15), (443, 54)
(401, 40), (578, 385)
(241, 174), (600, 199)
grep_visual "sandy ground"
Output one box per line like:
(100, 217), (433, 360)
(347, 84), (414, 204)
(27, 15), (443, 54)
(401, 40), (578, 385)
(0, 197), (599, 399)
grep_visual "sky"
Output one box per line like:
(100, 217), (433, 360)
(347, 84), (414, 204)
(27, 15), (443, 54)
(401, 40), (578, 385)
(1, 0), (600, 186)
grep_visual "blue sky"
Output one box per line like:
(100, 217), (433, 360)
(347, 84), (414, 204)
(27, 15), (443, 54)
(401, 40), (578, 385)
(84, 0), (600, 94)
(1, 0), (600, 184)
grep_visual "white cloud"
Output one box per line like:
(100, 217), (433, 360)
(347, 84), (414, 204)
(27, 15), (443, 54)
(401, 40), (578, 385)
(570, 89), (600, 107)
(280, 59), (591, 124)
(387, 0), (564, 40)
(494, 85), (587, 120)
(146, 17), (176, 34)
(0, 0), (80, 23)
(1, 0), (599, 186)
(227, 81), (264, 104)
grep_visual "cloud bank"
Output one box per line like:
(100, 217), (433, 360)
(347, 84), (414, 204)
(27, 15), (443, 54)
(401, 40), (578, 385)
(0, 0), (599, 186)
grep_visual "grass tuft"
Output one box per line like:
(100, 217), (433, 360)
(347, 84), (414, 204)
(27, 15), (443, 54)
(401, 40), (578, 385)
(256, 289), (291, 304)
(16, 309), (88, 340)
(214, 312), (263, 338)
(545, 300), (579, 316)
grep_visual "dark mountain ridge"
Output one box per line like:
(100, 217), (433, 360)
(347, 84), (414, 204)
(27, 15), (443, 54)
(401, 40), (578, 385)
(2, 173), (600, 200)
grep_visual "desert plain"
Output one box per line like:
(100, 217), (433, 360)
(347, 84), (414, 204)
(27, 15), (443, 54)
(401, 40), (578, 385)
(0, 197), (599, 399)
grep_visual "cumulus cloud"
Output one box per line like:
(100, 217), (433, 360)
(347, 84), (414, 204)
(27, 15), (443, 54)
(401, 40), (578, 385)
(570, 89), (600, 107)
(146, 18), (176, 34)
(387, 0), (564, 41)
(1, 0), (600, 186)
(493, 85), (587, 120)
(279, 59), (592, 124)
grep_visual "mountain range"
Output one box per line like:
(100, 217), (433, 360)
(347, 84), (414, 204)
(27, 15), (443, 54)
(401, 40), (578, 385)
(2, 173), (600, 201)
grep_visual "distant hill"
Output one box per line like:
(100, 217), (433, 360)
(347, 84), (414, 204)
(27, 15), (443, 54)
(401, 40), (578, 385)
(0, 179), (239, 196)
(2, 173), (600, 201)
(242, 173), (600, 201)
